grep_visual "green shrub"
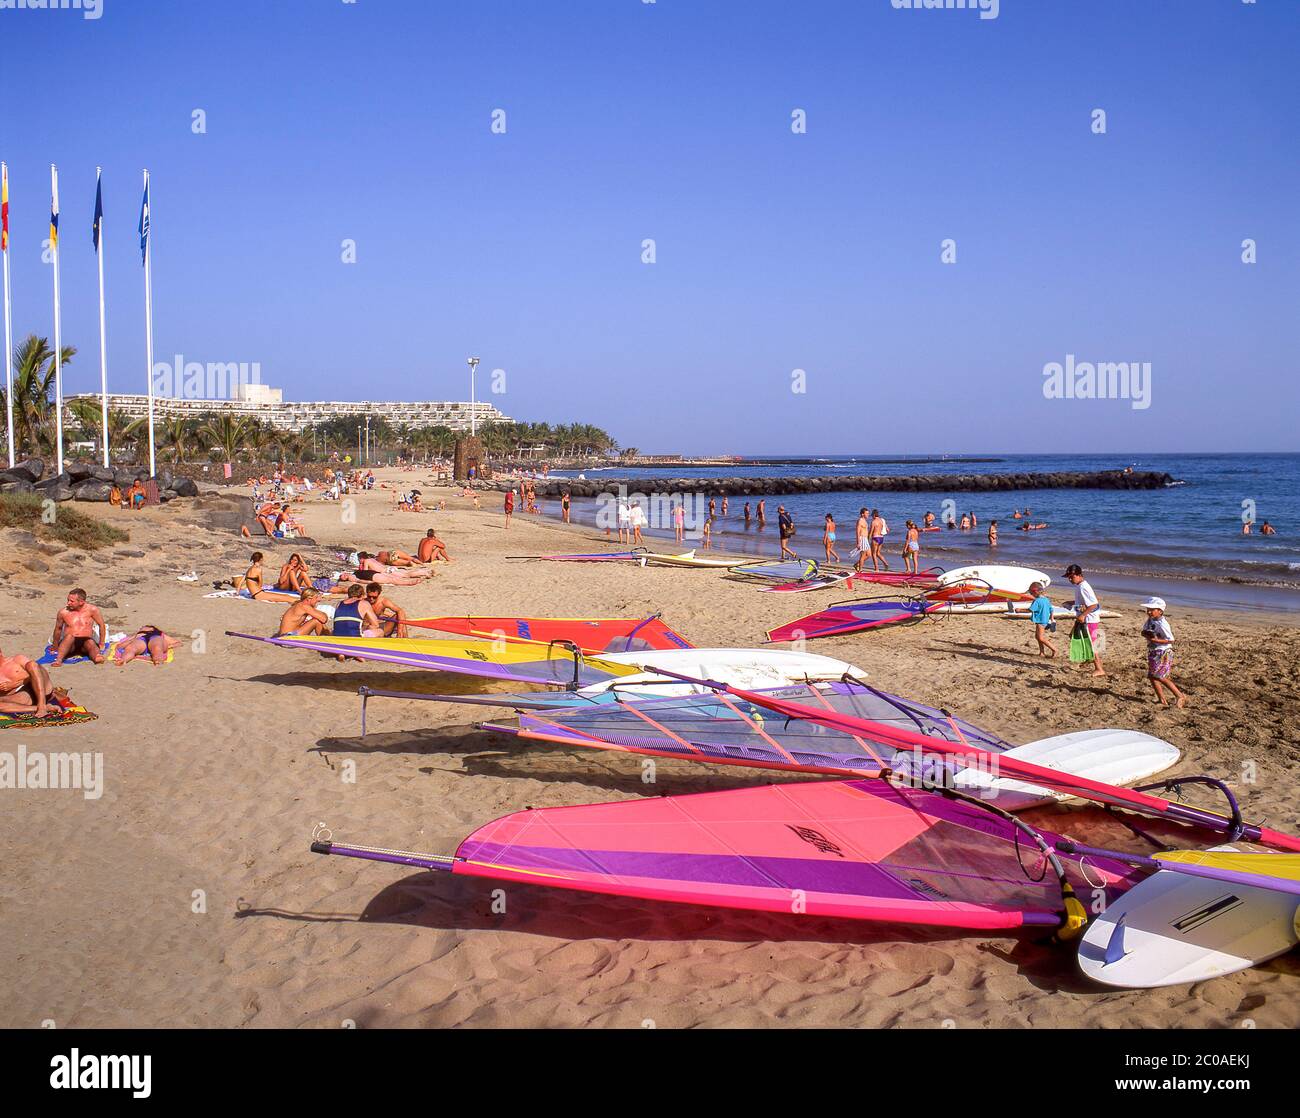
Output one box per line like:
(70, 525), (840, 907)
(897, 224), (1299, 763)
(0, 493), (129, 550)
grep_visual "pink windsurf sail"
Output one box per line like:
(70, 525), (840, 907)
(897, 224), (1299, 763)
(405, 614), (693, 654)
(313, 778), (1143, 931)
(767, 599), (940, 643)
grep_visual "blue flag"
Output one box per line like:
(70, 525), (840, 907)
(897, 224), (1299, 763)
(138, 176), (150, 264)
(92, 172), (104, 251)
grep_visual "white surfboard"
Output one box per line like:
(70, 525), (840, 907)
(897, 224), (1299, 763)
(951, 728), (1180, 811)
(585, 647), (867, 698)
(1078, 845), (1300, 988)
(936, 565), (1050, 597)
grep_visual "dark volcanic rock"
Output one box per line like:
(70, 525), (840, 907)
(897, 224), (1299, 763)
(172, 477), (199, 497)
(9, 458), (44, 483)
(72, 480), (114, 502)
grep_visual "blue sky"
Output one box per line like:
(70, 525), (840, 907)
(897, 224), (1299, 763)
(0, 0), (1296, 455)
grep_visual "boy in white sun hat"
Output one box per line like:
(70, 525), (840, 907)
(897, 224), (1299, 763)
(1140, 596), (1187, 708)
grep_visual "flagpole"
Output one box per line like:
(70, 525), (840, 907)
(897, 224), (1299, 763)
(2, 161), (14, 468)
(95, 168), (109, 467)
(141, 169), (156, 478)
(51, 164), (63, 476)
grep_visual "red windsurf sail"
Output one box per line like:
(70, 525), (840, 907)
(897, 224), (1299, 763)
(405, 614), (694, 654)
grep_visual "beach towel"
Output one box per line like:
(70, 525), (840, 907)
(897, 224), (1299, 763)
(0, 690), (98, 729)
(37, 636), (176, 666)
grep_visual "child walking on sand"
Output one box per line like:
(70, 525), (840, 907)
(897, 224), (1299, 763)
(1141, 597), (1187, 707)
(1027, 581), (1057, 658)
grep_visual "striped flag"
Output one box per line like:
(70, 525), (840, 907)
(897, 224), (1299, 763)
(50, 167), (59, 249)
(138, 174), (150, 263)
(92, 170), (104, 251)
(1, 163), (8, 253)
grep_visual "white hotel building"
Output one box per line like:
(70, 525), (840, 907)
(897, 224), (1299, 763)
(64, 383), (512, 434)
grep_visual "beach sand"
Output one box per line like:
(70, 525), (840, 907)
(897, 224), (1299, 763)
(1, 469), (1297, 1029)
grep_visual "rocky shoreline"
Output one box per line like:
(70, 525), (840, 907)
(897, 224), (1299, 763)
(466, 469), (1175, 499)
(0, 458), (200, 503)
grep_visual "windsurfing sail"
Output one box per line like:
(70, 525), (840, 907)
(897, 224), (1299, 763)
(849, 567), (943, 588)
(312, 778), (1144, 931)
(227, 632), (640, 688)
(730, 558), (819, 582)
(761, 571), (858, 594)
(767, 598), (939, 643)
(486, 680), (1013, 779)
(404, 614), (694, 654)
(656, 673), (1300, 853)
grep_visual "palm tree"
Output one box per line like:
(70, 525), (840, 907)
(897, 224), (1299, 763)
(199, 414), (251, 463)
(159, 417), (195, 464)
(0, 334), (76, 459)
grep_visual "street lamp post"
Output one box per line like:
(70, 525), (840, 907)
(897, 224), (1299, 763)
(467, 356), (480, 437)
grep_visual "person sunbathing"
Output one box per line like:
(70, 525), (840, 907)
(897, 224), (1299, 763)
(0, 647), (56, 716)
(331, 585), (383, 639)
(276, 553), (313, 592)
(128, 479), (146, 510)
(116, 625), (181, 667)
(278, 589), (331, 636)
(374, 548), (419, 568)
(416, 528), (451, 563)
(354, 552), (427, 585)
(364, 585), (408, 638)
(50, 589), (107, 666)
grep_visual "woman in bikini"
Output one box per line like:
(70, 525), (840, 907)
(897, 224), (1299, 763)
(276, 553), (313, 592)
(116, 626), (182, 667)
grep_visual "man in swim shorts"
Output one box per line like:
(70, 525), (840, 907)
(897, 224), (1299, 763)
(50, 589), (107, 666)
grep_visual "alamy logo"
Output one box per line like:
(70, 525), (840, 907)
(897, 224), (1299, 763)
(0, 746), (103, 800)
(152, 354), (262, 400)
(1042, 355), (1152, 410)
(0, 0), (103, 19)
(891, 0), (999, 20)
(49, 1050), (150, 1098)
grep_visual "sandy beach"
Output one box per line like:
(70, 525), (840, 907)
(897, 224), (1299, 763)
(1, 468), (1297, 1029)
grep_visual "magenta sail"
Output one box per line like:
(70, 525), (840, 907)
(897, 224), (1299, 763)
(316, 779), (1143, 931)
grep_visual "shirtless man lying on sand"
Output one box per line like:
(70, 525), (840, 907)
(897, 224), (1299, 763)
(50, 589), (107, 666)
(278, 588), (331, 636)
(0, 648), (56, 716)
(373, 548), (420, 569)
